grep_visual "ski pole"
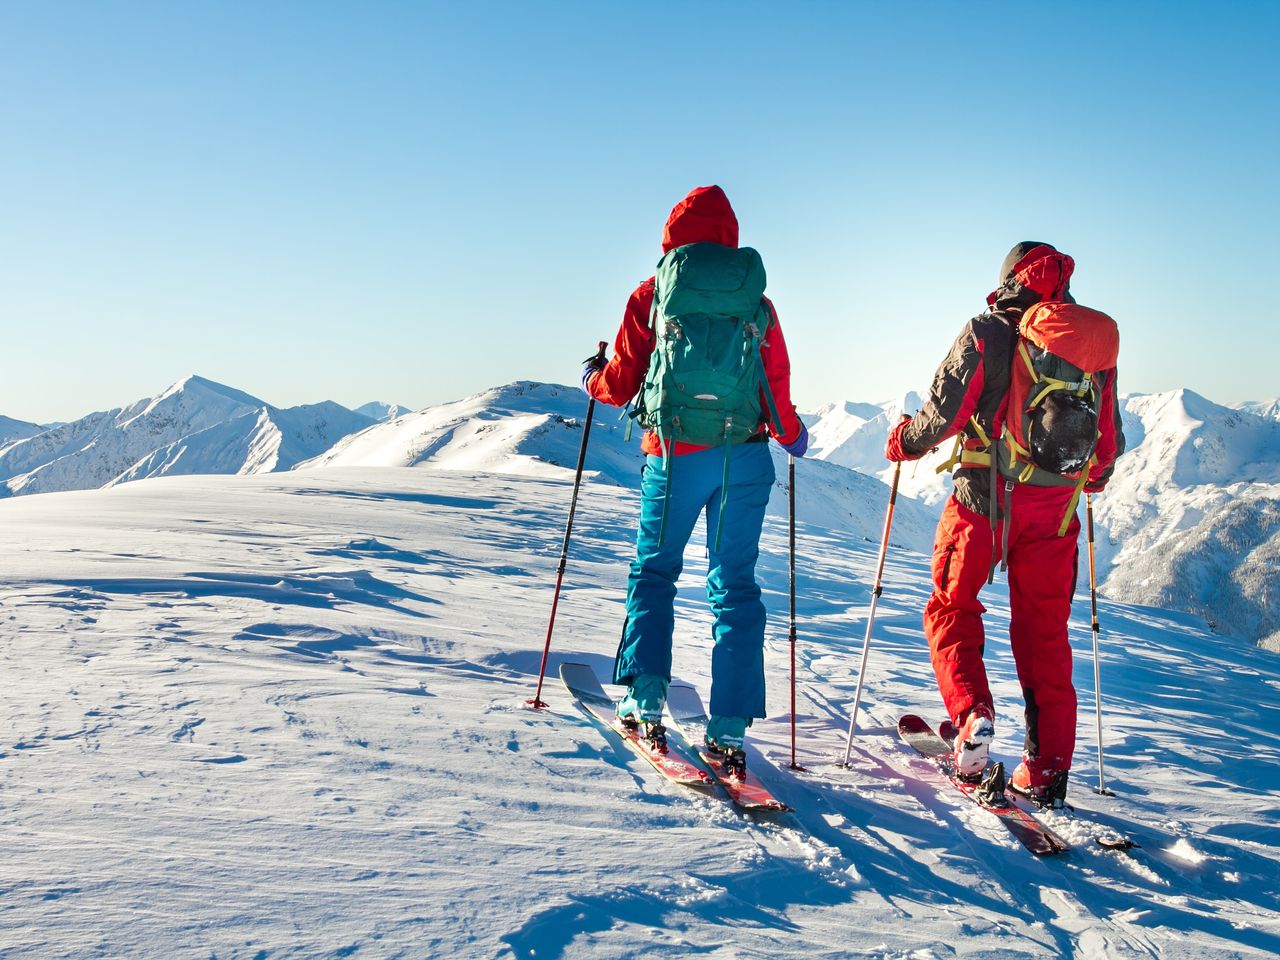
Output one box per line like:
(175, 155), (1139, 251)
(527, 341), (608, 709)
(1086, 493), (1115, 795)
(787, 454), (805, 770)
(841, 450), (904, 766)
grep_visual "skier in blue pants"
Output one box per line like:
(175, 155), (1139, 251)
(616, 443), (776, 721)
(582, 186), (807, 761)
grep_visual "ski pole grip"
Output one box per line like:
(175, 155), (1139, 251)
(595, 340), (608, 362)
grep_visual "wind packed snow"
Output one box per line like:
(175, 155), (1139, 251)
(2, 457), (1277, 957)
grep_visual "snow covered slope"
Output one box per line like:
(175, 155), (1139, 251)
(808, 388), (1280, 650)
(302, 380), (938, 553)
(111, 401), (374, 485)
(1094, 389), (1280, 651)
(806, 392), (954, 507)
(0, 415), (44, 446)
(1236, 398), (1280, 421)
(0, 467), (1275, 957)
(0, 377), (373, 497)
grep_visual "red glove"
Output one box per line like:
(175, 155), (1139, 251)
(1084, 479), (1106, 495)
(884, 419), (920, 462)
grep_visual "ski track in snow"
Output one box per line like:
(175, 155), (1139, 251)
(1, 467), (1277, 958)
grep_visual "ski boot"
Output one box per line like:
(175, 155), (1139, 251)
(705, 715), (749, 781)
(1010, 759), (1069, 809)
(617, 674), (669, 753)
(950, 706), (995, 783)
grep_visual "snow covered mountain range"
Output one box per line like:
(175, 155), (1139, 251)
(4, 377), (1278, 650)
(800, 389), (1280, 652)
(0, 376), (399, 498)
(0, 415), (48, 446)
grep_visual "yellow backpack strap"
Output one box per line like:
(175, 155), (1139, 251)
(935, 416), (995, 475)
(1018, 340), (1036, 377)
(1057, 454), (1095, 537)
(935, 434), (964, 475)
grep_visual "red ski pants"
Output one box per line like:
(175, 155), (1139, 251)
(923, 486), (1081, 770)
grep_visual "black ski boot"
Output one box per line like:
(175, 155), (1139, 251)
(1010, 766), (1070, 809)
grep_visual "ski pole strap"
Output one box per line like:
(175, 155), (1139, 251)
(657, 430), (673, 547)
(712, 432), (734, 552)
(1000, 481), (1013, 572)
(754, 350), (785, 437)
(987, 450), (999, 585)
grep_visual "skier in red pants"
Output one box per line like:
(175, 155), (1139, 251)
(884, 242), (1124, 805)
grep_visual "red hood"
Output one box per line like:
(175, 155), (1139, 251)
(987, 243), (1076, 307)
(662, 185), (739, 252)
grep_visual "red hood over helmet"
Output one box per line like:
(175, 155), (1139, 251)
(662, 185), (739, 252)
(987, 241), (1076, 307)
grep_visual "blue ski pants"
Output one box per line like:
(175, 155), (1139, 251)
(613, 441), (775, 719)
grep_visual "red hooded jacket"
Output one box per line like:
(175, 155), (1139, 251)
(586, 185), (804, 456)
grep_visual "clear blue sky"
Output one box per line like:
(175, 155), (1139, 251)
(2, 1), (1277, 423)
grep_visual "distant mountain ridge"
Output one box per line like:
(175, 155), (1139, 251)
(0, 376), (373, 497)
(804, 387), (1280, 651)
(4, 376), (1276, 650)
(354, 401), (412, 422)
(0, 415), (45, 446)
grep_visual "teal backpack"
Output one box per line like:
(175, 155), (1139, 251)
(629, 242), (783, 548)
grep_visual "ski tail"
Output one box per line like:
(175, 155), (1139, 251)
(560, 663), (711, 787)
(898, 714), (1069, 856)
(666, 684), (791, 813)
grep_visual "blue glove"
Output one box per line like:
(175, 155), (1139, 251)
(779, 423), (809, 458)
(581, 354), (605, 397)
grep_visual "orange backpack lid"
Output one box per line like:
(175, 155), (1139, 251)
(1019, 302), (1119, 371)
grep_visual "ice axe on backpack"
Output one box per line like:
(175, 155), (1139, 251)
(841, 419), (907, 766)
(527, 341), (609, 709)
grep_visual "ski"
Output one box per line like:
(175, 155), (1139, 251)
(559, 662), (711, 787)
(666, 684), (792, 813)
(898, 714), (1069, 856)
(935, 720), (1137, 853)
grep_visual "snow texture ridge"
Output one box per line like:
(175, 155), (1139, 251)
(0, 467), (1276, 957)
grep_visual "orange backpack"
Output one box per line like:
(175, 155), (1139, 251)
(940, 302), (1119, 566)
(1000, 302), (1119, 502)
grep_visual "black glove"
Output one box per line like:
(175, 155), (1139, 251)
(581, 351), (606, 397)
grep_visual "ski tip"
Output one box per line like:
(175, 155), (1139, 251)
(897, 714), (930, 734)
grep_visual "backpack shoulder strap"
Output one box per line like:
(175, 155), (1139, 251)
(753, 299), (785, 436)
